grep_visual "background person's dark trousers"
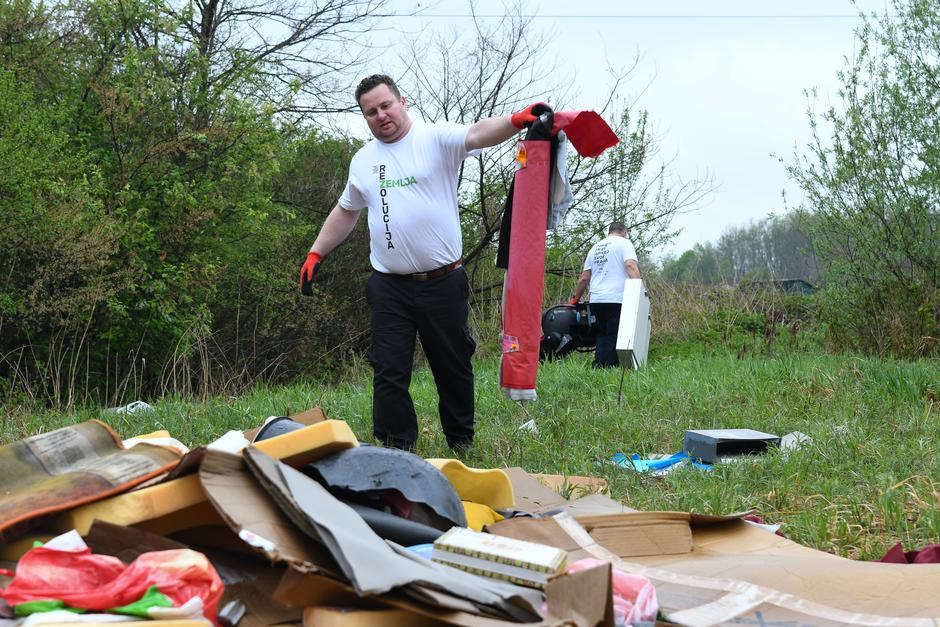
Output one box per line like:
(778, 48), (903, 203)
(591, 302), (622, 368)
(366, 268), (476, 451)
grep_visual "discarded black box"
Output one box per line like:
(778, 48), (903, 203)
(683, 429), (780, 464)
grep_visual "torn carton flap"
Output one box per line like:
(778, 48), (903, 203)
(199, 449), (340, 576)
(501, 468), (568, 513)
(502, 467), (630, 518)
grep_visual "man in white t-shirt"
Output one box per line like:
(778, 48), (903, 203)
(298, 74), (546, 451)
(570, 222), (642, 368)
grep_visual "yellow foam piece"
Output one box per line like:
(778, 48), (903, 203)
(131, 429), (171, 439)
(47, 473), (207, 536)
(250, 419), (358, 467)
(425, 459), (514, 509)
(462, 501), (504, 531)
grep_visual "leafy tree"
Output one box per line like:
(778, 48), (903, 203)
(786, 0), (940, 357)
(0, 0), (385, 405)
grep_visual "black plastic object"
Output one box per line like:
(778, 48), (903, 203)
(305, 446), (467, 529)
(684, 429), (781, 464)
(526, 106), (555, 141)
(539, 303), (598, 361)
(254, 417), (305, 442)
(344, 501), (444, 545)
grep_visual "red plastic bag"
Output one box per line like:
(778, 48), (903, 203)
(1, 545), (223, 623)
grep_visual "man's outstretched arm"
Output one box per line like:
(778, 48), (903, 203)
(465, 115), (518, 151)
(309, 203), (361, 257)
(464, 102), (550, 150)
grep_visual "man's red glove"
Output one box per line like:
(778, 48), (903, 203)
(568, 296), (579, 305)
(511, 102), (550, 129)
(299, 252), (322, 296)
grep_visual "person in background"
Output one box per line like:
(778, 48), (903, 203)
(570, 222), (641, 368)
(299, 73), (546, 452)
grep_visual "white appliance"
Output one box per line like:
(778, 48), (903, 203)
(615, 278), (651, 369)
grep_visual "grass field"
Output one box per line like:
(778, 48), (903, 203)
(3, 335), (937, 561)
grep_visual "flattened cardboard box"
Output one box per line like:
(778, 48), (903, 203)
(490, 512), (940, 626)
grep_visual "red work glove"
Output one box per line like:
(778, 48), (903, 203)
(299, 251), (322, 296)
(511, 102), (550, 129)
(568, 296), (579, 305)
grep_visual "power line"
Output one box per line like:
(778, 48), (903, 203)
(417, 13), (873, 20)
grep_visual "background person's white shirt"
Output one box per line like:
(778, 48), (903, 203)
(339, 121), (475, 274)
(583, 235), (638, 303)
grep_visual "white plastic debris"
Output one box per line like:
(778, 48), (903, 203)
(106, 400), (153, 414)
(780, 431), (813, 452)
(518, 419), (538, 434)
(122, 435), (190, 455)
(207, 430), (250, 454)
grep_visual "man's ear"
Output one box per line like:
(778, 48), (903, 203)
(400, 96), (407, 110)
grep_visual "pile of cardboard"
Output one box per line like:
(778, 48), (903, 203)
(2, 409), (940, 627)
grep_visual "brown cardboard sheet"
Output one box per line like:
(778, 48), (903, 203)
(631, 518), (940, 625)
(241, 447), (544, 622)
(493, 512), (940, 626)
(533, 474), (609, 499)
(199, 449), (340, 575)
(501, 468), (568, 513)
(502, 468), (630, 517)
(576, 512), (693, 557)
(487, 511), (692, 560)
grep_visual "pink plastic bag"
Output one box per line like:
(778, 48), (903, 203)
(567, 558), (658, 625)
(1, 545), (223, 623)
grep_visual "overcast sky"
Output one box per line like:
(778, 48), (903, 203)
(348, 0), (891, 256)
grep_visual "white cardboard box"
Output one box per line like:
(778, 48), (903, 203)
(615, 278), (651, 369)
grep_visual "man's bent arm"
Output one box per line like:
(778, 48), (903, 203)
(625, 259), (641, 279)
(573, 270), (591, 301)
(465, 115), (519, 151)
(309, 204), (361, 256)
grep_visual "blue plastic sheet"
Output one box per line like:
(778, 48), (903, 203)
(610, 451), (713, 473)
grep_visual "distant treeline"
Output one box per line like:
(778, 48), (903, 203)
(660, 214), (819, 286)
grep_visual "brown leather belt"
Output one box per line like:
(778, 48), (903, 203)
(408, 260), (462, 281)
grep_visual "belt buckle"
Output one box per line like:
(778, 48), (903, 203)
(412, 271), (430, 281)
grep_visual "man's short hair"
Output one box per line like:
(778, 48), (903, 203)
(608, 221), (627, 234)
(355, 74), (401, 106)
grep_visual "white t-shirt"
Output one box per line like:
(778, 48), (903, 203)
(339, 121), (474, 274)
(583, 234), (638, 303)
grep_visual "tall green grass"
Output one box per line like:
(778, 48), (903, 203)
(3, 341), (937, 560)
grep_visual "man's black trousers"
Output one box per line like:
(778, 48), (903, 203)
(366, 268), (476, 450)
(591, 302), (622, 368)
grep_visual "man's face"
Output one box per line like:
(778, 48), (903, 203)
(359, 84), (411, 143)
